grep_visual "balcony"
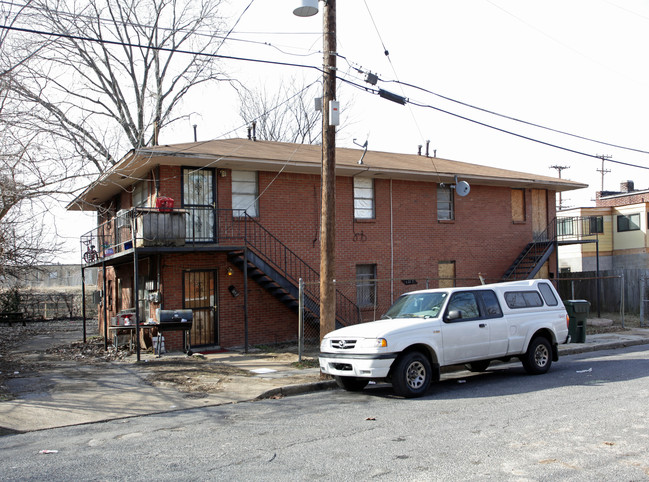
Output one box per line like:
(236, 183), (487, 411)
(80, 208), (250, 264)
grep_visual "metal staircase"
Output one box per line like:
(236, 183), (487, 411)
(229, 216), (360, 329)
(503, 219), (557, 280)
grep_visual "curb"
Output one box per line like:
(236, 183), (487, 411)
(256, 380), (338, 400)
(262, 338), (649, 399)
(559, 338), (649, 356)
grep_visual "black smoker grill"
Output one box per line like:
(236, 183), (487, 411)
(157, 309), (193, 356)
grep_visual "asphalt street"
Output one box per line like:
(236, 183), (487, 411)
(1, 345), (648, 481)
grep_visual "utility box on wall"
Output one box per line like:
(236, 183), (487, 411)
(135, 209), (186, 247)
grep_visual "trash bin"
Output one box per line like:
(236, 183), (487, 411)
(563, 300), (589, 343)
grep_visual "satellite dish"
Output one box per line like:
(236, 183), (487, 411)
(456, 180), (470, 197)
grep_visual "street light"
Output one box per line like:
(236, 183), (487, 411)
(294, 0), (337, 340)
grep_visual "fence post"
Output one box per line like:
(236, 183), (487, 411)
(298, 278), (304, 362)
(621, 272), (625, 329)
(641, 277), (645, 326)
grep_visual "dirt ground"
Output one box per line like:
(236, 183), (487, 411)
(0, 320), (318, 402)
(1, 313), (639, 402)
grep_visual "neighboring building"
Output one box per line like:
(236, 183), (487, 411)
(557, 180), (649, 272)
(68, 138), (585, 351)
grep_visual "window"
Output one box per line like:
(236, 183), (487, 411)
(557, 218), (574, 236)
(511, 189), (525, 222)
(356, 264), (377, 308)
(353, 177), (374, 219)
(617, 213), (640, 232)
(232, 170), (258, 217)
(438, 261), (455, 288)
(589, 216), (603, 234)
(446, 292), (479, 320)
(437, 184), (454, 220)
(504, 291), (544, 309)
(132, 180), (149, 208)
(538, 283), (559, 306)
(480, 290), (503, 318)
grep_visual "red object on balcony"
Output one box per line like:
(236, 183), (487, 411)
(156, 196), (174, 212)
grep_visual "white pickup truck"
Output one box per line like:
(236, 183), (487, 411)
(319, 279), (570, 398)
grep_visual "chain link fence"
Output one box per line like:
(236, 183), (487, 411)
(299, 275), (499, 348)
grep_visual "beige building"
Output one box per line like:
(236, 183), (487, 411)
(558, 181), (649, 272)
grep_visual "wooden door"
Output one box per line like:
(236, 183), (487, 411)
(183, 270), (218, 347)
(531, 189), (548, 238)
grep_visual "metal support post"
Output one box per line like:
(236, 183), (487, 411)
(298, 278), (304, 362)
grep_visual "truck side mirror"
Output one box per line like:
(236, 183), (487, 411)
(446, 310), (462, 321)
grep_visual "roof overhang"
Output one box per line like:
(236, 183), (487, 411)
(67, 139), (588, 211)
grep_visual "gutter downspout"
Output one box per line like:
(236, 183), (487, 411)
(390, 179), (394, 303)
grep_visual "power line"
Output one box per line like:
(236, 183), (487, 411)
(383, 77), (649, 156)
(4, 21), (649, 175)
(0, 24), (324, 73)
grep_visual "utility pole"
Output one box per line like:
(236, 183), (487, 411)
(596, 154), (612, 192)
(320, 0), (337, 339)
(549, 165), (569, 210)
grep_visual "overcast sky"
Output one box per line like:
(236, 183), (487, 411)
(57, 0), (649, 262)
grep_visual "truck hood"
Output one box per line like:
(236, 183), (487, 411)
(324, 317), (436, 339)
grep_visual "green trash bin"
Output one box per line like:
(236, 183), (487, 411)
(563, 300), (590, 343)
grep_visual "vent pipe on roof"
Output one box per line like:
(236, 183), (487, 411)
(417, 145), (422, 156)
(252, 121), (257, 141)
(425, 140), (430, 157)
(193, 124), (197, 142)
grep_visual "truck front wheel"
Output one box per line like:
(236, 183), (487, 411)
(334, 376), (369, 392)
(391, 351), (432, 398)
(522, 336), (552, 374)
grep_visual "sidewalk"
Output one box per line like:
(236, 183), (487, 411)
(1, 328), (649, 434)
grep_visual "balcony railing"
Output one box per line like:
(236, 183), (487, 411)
(80, 206), (361, 326)
(556, 216), (603, 240)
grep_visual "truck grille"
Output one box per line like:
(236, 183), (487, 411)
(330, 339), (357, 349)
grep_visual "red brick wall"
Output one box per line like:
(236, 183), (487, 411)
(596, 192), (649, 207)
(113, 166), (556, 350)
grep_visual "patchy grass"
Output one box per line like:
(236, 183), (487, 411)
(290, 357), (319, 369)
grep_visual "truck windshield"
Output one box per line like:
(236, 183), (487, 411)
(383, 292), (448, 319)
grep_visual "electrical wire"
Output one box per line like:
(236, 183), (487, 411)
(0, 24), (325, 73)
(383, 77), (649, 156)
(4, 17), (648, 174)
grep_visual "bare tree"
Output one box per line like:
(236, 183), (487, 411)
(4, 0), (230, 174)
(238, 79), (323, 144)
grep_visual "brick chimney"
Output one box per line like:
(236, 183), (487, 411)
(620, 180), (634, 193)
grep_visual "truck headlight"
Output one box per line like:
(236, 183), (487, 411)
(357, 338), (388, 349)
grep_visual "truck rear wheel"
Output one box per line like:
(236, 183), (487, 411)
(391, 351), (432, 398)
(334, 376), (369, 392)
(522, 336), (552, 374)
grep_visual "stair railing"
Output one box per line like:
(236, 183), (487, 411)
(219, 210), (360, 327)
(504, 218), (557, 280)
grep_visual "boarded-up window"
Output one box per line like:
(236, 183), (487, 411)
(438, 261), (455, 288)
(511, 189), (525, 222)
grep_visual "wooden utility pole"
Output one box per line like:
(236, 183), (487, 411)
(596, 154), (612, 192)
(320, 0), (337, 340)
(549, 165), (569, 210)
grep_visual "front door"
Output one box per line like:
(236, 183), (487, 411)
(183, 167), (216, 242)
(183, 270), (218, 347)
(531, 189), (547, 239)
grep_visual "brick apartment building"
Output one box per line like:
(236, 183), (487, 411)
(69, 138), (585, 351)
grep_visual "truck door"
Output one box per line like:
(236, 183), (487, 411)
(441, 291), (490, 364)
